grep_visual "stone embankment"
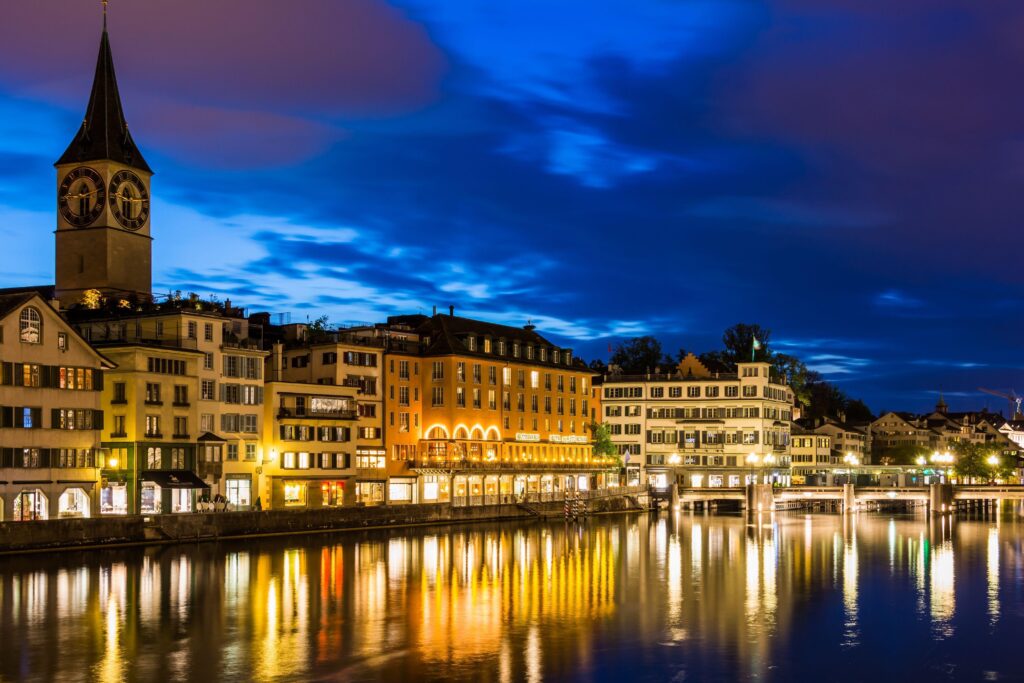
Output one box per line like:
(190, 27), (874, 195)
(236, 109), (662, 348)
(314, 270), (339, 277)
(0, 491), (648, 554)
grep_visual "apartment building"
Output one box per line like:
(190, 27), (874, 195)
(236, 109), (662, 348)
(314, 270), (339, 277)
(600, 355), (794, 488)
(0, 292), (112, 520)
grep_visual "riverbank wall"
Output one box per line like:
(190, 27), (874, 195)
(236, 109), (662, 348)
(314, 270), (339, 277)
(0, 491), (648, 554)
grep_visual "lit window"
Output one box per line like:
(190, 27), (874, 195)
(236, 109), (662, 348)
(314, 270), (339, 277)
(19, 307), (41, 344)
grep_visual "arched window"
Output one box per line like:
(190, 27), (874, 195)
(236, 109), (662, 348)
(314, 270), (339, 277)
(19, 307), (41, 344)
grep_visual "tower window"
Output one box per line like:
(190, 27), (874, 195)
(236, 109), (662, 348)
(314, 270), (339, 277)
(19, 307), (42, 344)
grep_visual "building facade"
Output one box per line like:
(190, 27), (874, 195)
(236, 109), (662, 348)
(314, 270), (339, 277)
(372, 313), (610, 504)
(600, 356), (794, 488)
(0, 293), (112, 520)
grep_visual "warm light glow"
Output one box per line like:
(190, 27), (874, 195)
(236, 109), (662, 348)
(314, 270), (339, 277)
(987, 455), (999, 467)
(746, 453), (759, 465)
(108, 457), (119, 469)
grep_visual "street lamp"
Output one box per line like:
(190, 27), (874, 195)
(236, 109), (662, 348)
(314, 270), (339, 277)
(843, 452), (860, 485)
(987, 454), (1000, 483)
(746, 452), (759, 485)
(930, 451), (954, 483)
(764, 453), (776, 485)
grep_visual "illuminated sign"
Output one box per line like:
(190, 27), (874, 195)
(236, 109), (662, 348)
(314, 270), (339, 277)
(310, 397), (351, 414)
(551, 435), (588, 444)
(515, 432), (541, 442)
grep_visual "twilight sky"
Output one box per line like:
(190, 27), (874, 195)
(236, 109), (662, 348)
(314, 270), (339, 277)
(1, 1), (1022, 413)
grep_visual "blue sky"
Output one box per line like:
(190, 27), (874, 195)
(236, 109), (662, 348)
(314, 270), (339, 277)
(1, 0), (1022, 413)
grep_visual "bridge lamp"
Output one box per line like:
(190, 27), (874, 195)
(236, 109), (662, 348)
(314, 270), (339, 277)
(746, 453), (759, 485)
(915, 456), (927, 467)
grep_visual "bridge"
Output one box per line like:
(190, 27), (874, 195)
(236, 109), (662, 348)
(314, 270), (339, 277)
(676, 484), (1024, 514)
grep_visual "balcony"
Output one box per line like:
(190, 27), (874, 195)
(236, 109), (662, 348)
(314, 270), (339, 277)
(172, 433), (191, 440)
(144, 400), (163, 406)
(145, 432), (163, 439)
(277, 408), (357, 420)
(172, 401), (191, 408)
(409, 459), (613, 472)
(109, 432), (127, 438)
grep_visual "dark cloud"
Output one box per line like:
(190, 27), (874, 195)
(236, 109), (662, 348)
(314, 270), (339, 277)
(0, 0), (1022, 412)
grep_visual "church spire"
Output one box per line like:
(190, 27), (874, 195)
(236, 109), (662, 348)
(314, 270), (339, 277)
(55, 6), (151, 173)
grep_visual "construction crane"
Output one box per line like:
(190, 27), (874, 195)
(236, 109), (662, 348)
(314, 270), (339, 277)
(977, 388), (1024, 420)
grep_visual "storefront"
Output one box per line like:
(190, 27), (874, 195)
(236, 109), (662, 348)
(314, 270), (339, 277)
(388, 477), (417, 504)
(13, 489), (47, 521)
(320, 480), (346, 507)
(100, 482), (129, 515)
(58, 488), (91, 518)
(140, 470), (210, 514)
(420, 475), (451, 503)
(355, 481), (385, 506)
(225, 475), (253, 511)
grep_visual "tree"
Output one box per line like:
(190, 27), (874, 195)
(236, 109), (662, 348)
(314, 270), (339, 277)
(873, 443), (930, 466)
(588, 359), (609, 374)
(591, 422), (622, 469)
(307, 315), (332, 343)
(952, 441), (1015, 483)
(610, 336), (670, 374)
(721, 323), (772, 364)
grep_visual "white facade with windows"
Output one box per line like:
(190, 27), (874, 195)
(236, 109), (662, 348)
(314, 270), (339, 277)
(600, 359), (794, 488)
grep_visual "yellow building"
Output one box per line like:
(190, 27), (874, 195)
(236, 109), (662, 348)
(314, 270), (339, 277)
(0, 292), (113, 520)
(789, 426), (835, 484)
(374, 312), (610, 504)
(95, 343), (205, 513)
(75, 305), (269, 509)
(259, 381), (360, 510)
(270, 328), (386, 505)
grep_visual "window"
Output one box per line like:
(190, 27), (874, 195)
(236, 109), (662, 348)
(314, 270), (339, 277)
(147, 357), (186, 375)
(530, 371), (539, 389)
(145, 383), (161, 404)
(201, 414), (214, 432)
(174, 416), (188, 437)
(322, 351), (338, 365)
(227, 444), (239, 461)
(57, 332), (67, 351)
(22, 364), (40, 387)
(456, 387), (466, 408)
(112, 415), (126, 436)
(187, 321), (197, 339)
(473, 388), (481, 409)
(19, 307), (41, 344)
(204, 323), (214, 341)
(502, 367), (511, 385)
(725, 386), (739, 398)
(399, 386), (410, 406)
(473, 364), (481, 383)
(457, 362), (466, 382)
(669, 387), (682, 398)
(113, 382), (127, 403)
(651, 387), (664, 398)
(399, 360), (409, 379)
(204, 353), (214, 370)
(399, 412), (410, 432)
(488, 390), (496, 410)
(432, 361), (444, 381)
(432, 386), (444, 406)
(174, 385), (189, 405)
(240, 415), (258, 433)
(201, 380), (216, 400)
(705, 386), (719, 398)
(147, 447), (162, 469)
(145, 415), (161, 437)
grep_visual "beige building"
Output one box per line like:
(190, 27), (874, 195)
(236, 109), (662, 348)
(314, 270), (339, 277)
(74, 305), (268, 508)
(270, 327), (386, 504)
(0, 292), (113, 520)
(94, 343), (204, 514)
(601, 357), (794, 488)
(259, 381), (360, 509)
(789, 426), (834, 483)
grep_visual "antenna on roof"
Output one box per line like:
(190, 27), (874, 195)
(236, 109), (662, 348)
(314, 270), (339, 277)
(102, 0), (108, 29)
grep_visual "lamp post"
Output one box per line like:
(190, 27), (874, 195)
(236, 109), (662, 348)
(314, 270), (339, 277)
(763, 453), (776, 485)
(746, 452), (759, 486)
(930, 451), (954, 483)
(987, 454), (1000, 484)
(843, 452), (860, 485)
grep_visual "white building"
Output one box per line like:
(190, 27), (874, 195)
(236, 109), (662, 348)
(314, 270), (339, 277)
(599, 356), (794, 489)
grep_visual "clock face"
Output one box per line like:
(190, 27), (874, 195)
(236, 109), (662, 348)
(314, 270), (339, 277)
(108, 170), (150, 231)
(58, 167), (106, 227)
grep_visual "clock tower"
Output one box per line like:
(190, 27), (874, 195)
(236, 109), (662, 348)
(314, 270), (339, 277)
(55, 12), (153, 308)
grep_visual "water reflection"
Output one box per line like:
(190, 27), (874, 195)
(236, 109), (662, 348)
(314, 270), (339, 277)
(3, 510), (1024, 681)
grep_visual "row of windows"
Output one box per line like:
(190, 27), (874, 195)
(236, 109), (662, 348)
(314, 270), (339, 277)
(604, 384), (790, 400)
(184, 320), (216, 342)
(0, 406), (104, 430)
(279, 425), (352, 442)
(431, 363), (587, 393)
(0, 447), (98, 468)
(223, 355), (263, 380)
(457, 335), (574, 366)
(146, 357), (187, 376)
(280, 452), (351, 470)
(0, 363), (99, 391)
(606, 405), (792, 421)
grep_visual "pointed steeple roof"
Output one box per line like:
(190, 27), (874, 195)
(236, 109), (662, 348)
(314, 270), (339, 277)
(56, 21), (151, 173)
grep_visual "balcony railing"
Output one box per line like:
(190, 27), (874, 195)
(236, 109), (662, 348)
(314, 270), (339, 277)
(277, 408), (358, 420)
(410, 459), (615, 472)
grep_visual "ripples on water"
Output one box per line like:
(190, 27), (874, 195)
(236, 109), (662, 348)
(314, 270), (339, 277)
(1, 509), (1023, 682)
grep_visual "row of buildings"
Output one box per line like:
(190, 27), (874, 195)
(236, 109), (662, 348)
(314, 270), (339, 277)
(2, 19), (1021, 520)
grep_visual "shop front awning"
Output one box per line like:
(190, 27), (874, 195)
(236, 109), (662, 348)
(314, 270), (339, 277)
(141, 469), (210, 489)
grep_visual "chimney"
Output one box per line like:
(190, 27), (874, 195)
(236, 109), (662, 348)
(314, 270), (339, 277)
(271, 342), (284, 381)
(432, 305), (437, 316)
(524, 319), (536, 332)
(449, 305), (455, 317)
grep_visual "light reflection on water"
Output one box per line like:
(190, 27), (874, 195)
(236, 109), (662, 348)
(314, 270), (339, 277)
(2, 510), (1024, 682)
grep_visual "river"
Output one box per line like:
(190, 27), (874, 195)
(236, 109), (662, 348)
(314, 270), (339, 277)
(1, 509), (1022, 682)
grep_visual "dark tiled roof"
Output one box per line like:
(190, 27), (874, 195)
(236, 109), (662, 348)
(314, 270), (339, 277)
(0, 292), (36, 320)
(56, 28), (151, 173)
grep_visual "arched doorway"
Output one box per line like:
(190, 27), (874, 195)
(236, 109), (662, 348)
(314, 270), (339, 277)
(58, 488), (91, 518)
(13, 489), (48, 521)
